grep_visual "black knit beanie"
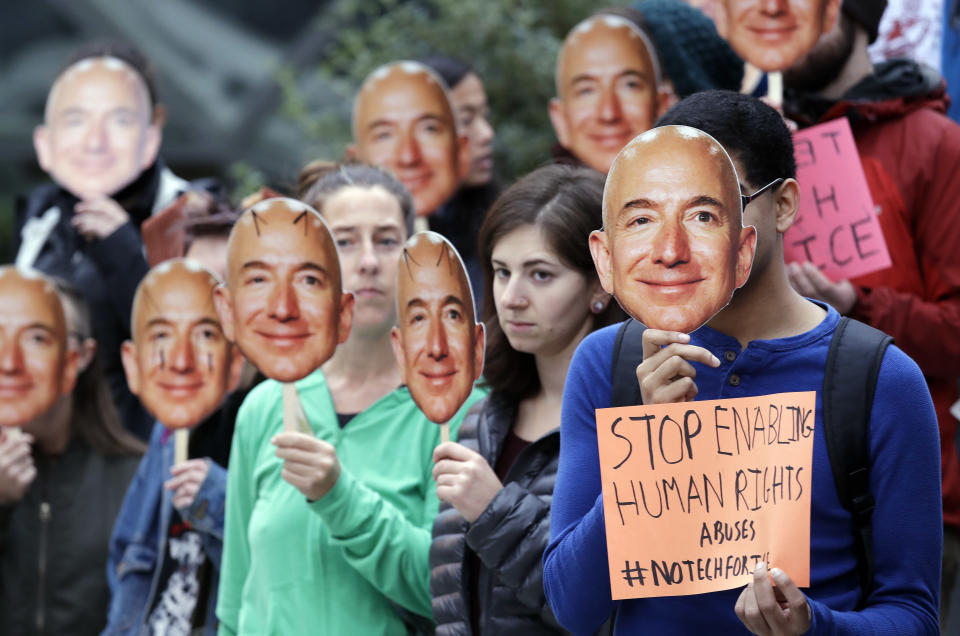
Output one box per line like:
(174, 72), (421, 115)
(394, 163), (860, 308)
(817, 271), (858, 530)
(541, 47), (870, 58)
(842, 0), (888, 43)
(631, 0), (744, 99)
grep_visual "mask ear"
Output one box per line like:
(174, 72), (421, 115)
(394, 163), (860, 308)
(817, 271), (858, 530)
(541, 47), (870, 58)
(473, 322), (485, 379)
(735, 225), (758, 289)
(656, 85), (674, 117)
(390, 326), (407, 383)
(337, 292), (355, 345)
(548, 98), (571, 148)
(589, 229), (615, 295)
(60, 345), (80, 397)
(34, 125), (52, 173)
(213, 285), (236, 344)
(76, 337), (97, 373)
(120, 339), (140, 397)
(823, 0), (842, 33)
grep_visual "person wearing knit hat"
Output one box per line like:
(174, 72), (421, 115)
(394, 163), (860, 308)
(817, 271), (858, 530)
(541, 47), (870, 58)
(784, 0), (960, 631)
(625, 0), (744, 99)
(842, 0), (888, 42)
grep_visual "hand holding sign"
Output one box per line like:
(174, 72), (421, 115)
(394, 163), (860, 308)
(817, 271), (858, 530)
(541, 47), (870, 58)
(596, 391), (815, 599)
(735, 562), (811, 635)
(784, 118), (891, 281)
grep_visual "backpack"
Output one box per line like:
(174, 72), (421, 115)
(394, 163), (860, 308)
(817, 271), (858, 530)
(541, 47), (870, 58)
(609, 316), (892, 607)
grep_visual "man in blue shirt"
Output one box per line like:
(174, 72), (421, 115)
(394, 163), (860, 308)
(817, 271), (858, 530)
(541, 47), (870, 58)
(544, 91), (941, 635)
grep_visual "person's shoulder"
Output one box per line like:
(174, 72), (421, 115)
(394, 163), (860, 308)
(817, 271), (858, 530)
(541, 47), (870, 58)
(570, 322), (622, 375)
(868, 342), (934, 432)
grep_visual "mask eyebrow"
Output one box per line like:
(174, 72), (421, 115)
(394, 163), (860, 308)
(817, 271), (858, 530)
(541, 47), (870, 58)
(687, 195), (726, 210)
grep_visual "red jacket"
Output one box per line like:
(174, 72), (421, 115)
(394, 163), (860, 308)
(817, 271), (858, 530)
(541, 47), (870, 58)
(793, 60), (960, 528)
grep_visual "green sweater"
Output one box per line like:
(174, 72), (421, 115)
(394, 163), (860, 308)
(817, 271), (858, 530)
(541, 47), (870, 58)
(216, 370), (483, 635)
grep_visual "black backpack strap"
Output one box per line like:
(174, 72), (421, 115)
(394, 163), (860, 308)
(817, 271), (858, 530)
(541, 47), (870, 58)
(610, 319), (647, 407)
(822, 316), (893, 608)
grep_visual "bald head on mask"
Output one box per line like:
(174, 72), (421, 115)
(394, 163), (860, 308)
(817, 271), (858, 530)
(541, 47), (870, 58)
(549, 15), (670, 174)
(123, 259), (243, 429)
(350, 62), (469, 218)
(590, 125), (757, 333)
(34, 56), (162, 199)
(391, 232), (483, 424)
(214, 197), (354, 383)
(0, 267), (79, 428)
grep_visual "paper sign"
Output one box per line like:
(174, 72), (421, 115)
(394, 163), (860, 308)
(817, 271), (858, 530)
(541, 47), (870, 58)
(785, 119), (892, 281)
(596, 391), (816, 599)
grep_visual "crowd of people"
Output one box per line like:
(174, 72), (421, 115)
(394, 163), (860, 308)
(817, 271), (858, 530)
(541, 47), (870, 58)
(0, 0), (958, 634)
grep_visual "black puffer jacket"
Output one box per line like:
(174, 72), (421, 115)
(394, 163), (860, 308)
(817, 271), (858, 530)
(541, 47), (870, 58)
(430, 392), (569, 635)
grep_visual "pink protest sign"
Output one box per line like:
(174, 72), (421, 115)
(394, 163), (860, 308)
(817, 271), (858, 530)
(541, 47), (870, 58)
(784, 118), (891, 281)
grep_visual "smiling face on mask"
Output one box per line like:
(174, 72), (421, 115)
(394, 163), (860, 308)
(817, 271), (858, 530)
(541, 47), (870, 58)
(590, 126), (757, 333)
(34, 56), (161, 199)
(723, 0), (841, 72)
(122, 259), (243, 429)
(0, 267), (78, 428)
(550, 16), (666, 174)
(352, 62), (468, 217)
(215, 198), (354, 383)
(391, 232), (484, 424)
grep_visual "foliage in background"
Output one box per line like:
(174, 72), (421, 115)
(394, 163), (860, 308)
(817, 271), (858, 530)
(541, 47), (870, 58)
(279, 0), (619, 184)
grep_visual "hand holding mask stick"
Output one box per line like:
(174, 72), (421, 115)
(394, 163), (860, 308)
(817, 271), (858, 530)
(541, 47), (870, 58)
(214, 197), (354, 436)
(589, 126), (757, 401)
(391, 232), (485, 441)
(122, 259), (243, 466)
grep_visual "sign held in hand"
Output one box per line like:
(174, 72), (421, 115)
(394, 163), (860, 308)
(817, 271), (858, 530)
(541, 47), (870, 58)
(785, 118), (891, 281)
(596, 391), (816, 599)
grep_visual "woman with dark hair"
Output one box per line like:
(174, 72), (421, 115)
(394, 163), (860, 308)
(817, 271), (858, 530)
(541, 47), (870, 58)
(0, 280), (143, 636)
(420, 55), (499, 307)
(430, 164), (624, 635)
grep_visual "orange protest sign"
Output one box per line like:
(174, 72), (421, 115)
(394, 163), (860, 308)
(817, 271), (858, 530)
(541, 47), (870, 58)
(784, 118), (892, 280)
(596, 391), (816, 599)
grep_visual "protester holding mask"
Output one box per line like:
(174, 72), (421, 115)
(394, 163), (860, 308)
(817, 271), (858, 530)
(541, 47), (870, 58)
(430, 164), (623, 635)
(215, 164), (483, 634)
(0, 272), (143, 636)
(104, 260), (244, 636)
(15, 41), (196, 441)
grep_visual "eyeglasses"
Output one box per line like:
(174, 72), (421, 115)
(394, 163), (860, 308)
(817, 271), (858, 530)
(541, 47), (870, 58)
(741, 178), (784, 210)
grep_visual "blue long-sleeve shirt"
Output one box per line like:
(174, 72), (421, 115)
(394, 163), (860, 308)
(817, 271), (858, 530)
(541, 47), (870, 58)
(544, 305), (941, 635)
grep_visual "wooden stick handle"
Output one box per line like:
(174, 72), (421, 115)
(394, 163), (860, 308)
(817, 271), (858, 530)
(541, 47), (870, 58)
(440, 422), (450, 444)
(282, 383), (311, 434)
(173, 428), (189, 465)
(767, 71), (783, 110)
